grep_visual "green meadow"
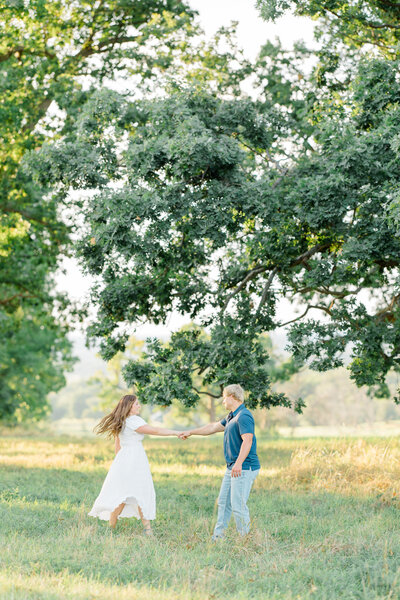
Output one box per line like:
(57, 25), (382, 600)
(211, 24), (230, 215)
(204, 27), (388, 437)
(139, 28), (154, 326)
(1, 432), (400, 600)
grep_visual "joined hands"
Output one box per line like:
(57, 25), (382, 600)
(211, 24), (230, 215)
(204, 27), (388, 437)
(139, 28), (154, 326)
(178, 431), (192, 440)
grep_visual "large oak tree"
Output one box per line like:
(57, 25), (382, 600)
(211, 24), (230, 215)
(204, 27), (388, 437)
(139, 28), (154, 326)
(27, 43), (400, 407)
(23, 0), (400, 410)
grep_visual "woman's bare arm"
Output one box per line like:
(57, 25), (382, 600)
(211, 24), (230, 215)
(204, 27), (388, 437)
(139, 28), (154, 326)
(135, 425), (179, 436)
(115, 435), (121, 454)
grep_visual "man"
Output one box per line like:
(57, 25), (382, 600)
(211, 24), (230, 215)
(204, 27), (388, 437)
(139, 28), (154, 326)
(180, 384), (260, 540)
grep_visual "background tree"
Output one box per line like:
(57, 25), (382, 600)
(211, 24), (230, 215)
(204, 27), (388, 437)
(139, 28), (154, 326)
(0, 0), (198, 421)
(90, 336), (145, 410)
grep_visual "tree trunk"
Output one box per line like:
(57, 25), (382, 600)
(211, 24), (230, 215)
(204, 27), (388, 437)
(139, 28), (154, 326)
(209, 396), (216, 423)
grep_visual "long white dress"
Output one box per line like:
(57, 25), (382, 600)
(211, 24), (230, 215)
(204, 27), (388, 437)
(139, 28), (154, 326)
(88, 415), (156, 521)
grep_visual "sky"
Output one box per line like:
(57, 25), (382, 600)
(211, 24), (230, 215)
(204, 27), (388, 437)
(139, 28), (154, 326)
(56, 2), (316, 340)
(189, 0), (315, 58)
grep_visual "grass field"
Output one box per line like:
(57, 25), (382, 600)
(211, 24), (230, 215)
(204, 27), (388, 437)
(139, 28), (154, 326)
(1, 431), (400, 600)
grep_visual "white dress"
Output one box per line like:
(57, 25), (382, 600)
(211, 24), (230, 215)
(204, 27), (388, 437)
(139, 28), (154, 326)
(88, 415), (156, 521)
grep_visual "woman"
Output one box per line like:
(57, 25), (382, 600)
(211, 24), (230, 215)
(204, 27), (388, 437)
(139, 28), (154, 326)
(88, 394), (179, 535)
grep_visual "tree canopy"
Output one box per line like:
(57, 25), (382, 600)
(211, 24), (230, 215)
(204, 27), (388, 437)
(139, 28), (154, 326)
(26, 38), (400, 405)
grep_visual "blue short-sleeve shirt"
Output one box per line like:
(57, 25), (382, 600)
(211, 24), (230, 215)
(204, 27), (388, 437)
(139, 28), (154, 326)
(220, 404), (260, 470)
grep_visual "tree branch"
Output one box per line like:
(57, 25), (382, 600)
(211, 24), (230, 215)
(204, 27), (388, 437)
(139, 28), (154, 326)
(280, 305), (312, 327)
(222, 265), (267, 311)
(1, 205), (59, 230)
(255, 266), (278, 315)
(238, 137), (288, 175)
(0, 46), (24, 63)
(0, 46), (56, 63)
(325, 7), (400, 29)
(192, 386), (221, 399)
(271, 171), (289, 189)
(223, 244), (331, 314)
(289, 243), (331, 267)
(280, 303), (332, 327)
(1, 279), (47, 300)
(75, 34), (139, 59)
(0, 292), (36, 306)
(375, 0), (400, 9)
(293, 266), (379, 300)
(374, 294), (400, 322)
(22, 97), (53, 133)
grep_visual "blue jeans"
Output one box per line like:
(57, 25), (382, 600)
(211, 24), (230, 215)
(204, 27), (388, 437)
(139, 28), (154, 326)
(212, 467), (259, 539)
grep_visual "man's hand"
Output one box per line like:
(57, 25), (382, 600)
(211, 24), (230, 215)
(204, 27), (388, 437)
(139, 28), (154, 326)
(231, 462), (242, 477)
(179, 431), (192, 440)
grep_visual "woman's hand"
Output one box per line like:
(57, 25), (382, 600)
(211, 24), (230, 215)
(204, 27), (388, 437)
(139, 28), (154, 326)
(179, 430), (192, 440)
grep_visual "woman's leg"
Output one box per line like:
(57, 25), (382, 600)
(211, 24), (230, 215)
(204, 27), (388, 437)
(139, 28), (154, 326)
(138, 505), (152, 535)
(109, 502), (125, 528)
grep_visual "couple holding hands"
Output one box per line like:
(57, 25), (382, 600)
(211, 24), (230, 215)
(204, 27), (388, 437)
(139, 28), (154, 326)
(88, 384), (260, 539)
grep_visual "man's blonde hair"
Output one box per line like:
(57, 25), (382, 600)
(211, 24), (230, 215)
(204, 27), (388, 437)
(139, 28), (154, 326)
(223, 384), (245, 403)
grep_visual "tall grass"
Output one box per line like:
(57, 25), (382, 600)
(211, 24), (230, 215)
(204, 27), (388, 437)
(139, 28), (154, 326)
(1, 433), (400, 599)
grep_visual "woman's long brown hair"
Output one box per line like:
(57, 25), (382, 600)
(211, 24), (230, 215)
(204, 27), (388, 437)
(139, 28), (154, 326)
(94, 394), (137, 438)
